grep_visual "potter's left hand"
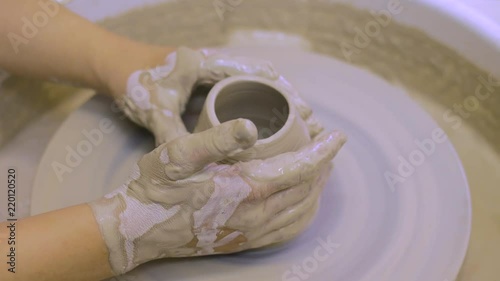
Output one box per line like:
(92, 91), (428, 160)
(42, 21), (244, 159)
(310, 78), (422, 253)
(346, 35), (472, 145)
(118, 47), (324, 146)
(118, 47), (279, 146)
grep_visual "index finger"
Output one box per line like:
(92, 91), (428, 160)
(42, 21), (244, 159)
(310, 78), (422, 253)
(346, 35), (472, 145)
(163, 118), (258, 180)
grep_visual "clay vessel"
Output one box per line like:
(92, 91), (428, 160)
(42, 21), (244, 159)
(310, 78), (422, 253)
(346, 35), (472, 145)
(194, 75), (311, 162)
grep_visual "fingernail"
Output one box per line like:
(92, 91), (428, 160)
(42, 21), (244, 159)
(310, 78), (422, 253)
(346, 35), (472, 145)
(232, 119), (258, 148)
(333, 131), (348, 145)
(313, 131), (347, 157)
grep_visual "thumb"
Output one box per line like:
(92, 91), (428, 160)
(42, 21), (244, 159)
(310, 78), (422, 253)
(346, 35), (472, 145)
(162, 118), (257, 180)
(151, 112), (190, 146)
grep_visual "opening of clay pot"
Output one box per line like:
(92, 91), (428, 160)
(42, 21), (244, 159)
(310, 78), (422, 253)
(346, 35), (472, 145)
(214, 81), (289, 140)
(182, 83), (213, 132)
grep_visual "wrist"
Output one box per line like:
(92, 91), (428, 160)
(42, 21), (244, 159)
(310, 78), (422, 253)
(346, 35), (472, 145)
(89, 177), (187, 274)
(90, 34), (174, 97)
(89, 185), (130, 275)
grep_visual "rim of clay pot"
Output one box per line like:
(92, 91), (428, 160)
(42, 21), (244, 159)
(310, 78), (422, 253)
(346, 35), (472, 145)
(205, 75), (297, 146)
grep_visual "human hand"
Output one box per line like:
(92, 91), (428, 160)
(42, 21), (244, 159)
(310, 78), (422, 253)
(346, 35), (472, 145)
(117, 47), (324, 146)
(116, 47), (276, 146)
(89, 119), (346, 275)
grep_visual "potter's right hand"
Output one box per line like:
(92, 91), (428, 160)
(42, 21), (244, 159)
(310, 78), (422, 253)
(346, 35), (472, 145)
(89, 119), (346, 275)
(116, 47), (279, 146)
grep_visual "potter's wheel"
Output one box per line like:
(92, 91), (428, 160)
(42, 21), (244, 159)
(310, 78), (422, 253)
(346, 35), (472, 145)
(30, 47), (471, 281)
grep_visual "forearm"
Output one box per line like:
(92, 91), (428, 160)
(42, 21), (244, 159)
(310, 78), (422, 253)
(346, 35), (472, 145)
(0, 204), (114, 281)
(0, 0), (172, 96)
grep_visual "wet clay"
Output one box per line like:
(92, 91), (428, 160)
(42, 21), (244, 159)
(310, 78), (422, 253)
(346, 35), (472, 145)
(94, 45), (347, 274)
(96, 3), (499, 279)
(194, 75), (313, 161)
(213, 80), (289, 138)
(90, 126), (346, 274)
(119, 46), (282, 146)
(1, 0), (497, 279)
(98, 0), (500, 152)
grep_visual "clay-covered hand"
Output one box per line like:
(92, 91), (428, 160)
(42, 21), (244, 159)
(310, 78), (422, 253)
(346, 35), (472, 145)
(117, 46), (324, 146)
(89, 119), (346, 275)
(117, 47), (278, 146)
